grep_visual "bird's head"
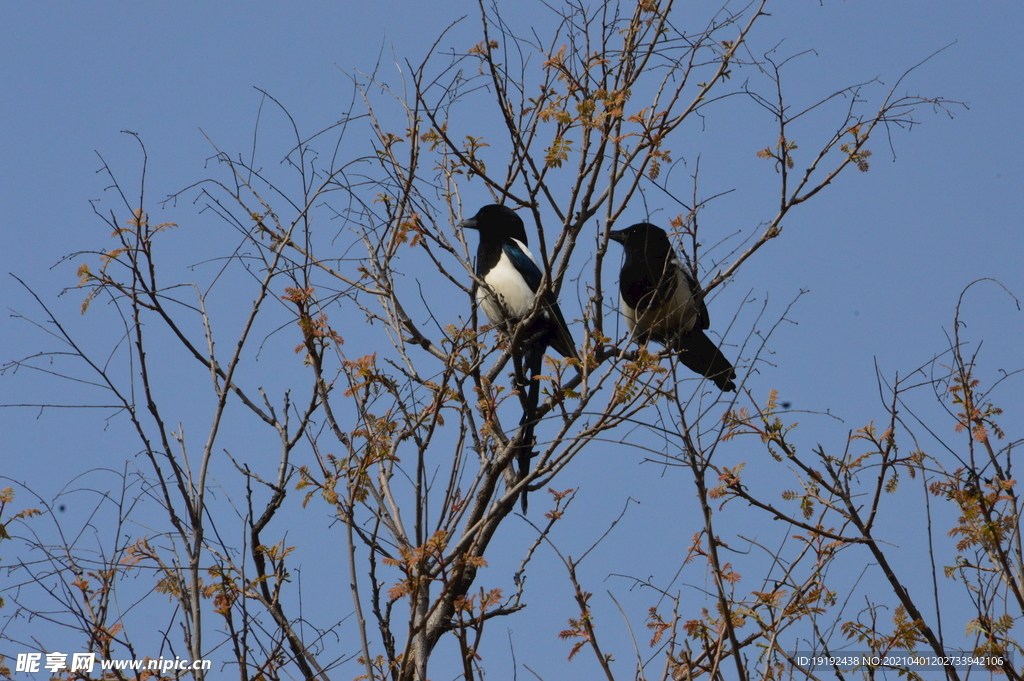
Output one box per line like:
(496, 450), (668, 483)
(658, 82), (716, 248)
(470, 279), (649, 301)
(458, 204), (529, 244)
(608, 222), (672, 257)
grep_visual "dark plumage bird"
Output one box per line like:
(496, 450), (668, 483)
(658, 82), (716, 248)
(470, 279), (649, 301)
(459, 204), (579, 510)
(608, 222), (736, 391)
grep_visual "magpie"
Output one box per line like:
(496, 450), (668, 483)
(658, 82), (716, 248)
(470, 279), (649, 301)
(459, 204), (578, 510)
(608, 222), (736, 391)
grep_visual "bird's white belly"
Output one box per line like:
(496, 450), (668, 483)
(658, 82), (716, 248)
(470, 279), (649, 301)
(477, 251), (536, 324)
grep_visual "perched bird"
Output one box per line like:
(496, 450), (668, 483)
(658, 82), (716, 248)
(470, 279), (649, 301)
(608, 222), (736, 391)
(459, 204), (578, 510)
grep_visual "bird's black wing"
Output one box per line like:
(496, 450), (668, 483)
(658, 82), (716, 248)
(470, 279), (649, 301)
(543, 292), (578, 360)
(501, 241), (543, 292)
(671, 260), (735, 390)
(675, 258), (710, 331)
(501, 242), (577, 360)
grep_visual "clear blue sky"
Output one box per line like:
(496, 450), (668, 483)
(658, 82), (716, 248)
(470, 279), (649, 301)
(3, 1), (1022, 678)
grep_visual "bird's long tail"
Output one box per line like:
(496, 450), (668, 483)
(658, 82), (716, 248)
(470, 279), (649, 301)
(515, 345), (545, 513)
(677, 329), (737, 391)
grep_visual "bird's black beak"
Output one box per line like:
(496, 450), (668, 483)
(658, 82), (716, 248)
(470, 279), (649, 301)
(608, 229), (626, 244)
(457, 217), (478, 231)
